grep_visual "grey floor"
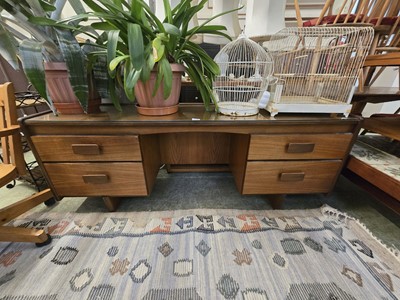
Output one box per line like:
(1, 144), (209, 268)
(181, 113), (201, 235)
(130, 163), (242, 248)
(1, 167), (399, 250)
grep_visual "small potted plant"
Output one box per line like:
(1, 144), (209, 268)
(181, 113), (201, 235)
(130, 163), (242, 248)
(62, 0), (237, 115)
(0, 0), (104, 114)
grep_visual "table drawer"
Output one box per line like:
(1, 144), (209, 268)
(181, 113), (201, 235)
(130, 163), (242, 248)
(242, 160), (342, 194)
(44, 162), (147, 196)
(248, 134), (352, 160)
(32, 135), (141, 162)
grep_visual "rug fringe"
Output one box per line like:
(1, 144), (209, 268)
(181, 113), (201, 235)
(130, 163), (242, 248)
(320, 205), (400, 262)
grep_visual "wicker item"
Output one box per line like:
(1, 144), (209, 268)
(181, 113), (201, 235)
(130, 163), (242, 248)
(213, 34), (274, 116)
(265, 26), (373, 117)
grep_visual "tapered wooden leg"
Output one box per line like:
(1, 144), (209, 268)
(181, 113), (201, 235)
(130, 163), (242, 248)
(103, 197), (121, 212)
(267, 194), (285, 209)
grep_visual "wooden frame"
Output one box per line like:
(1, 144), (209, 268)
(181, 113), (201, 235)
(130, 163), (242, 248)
(0, 82), (54, 245)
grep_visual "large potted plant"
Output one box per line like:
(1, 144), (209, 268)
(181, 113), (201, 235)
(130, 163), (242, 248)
(61, 0), (237, 115)
(0, 0), (105, 114)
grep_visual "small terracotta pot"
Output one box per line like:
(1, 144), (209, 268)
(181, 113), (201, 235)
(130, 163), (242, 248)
(44, 62), (101, 114)
(134, 63), (185, 116)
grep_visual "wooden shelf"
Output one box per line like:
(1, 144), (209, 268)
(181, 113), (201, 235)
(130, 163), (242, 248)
(353, 87), (400, 103)
(363, 117), (400, 141)
(351, 87), (400, 115)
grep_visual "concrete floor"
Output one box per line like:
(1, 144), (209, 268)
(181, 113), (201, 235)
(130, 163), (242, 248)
(1, 167), (399, 250)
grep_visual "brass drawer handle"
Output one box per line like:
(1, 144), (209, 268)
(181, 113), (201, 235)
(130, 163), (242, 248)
(280, 172), (305, 182)
(72, 144), (101, 155)
(82, 174), (109, 184)
(287, 143), (315, 153)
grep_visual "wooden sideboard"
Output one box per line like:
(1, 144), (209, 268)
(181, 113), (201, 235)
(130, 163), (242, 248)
(20, 104), (361, 210)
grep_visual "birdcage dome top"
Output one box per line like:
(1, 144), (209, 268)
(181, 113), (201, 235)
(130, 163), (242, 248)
(215, 34), (273, 66)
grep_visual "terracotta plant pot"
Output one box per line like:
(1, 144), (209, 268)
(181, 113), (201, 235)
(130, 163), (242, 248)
(0, 56), (31, 93)
(44, 62), (101, 114)
(134, 63), (185, 116)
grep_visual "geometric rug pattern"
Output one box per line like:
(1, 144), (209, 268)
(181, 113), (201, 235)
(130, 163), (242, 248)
(0, 206), (399, 299)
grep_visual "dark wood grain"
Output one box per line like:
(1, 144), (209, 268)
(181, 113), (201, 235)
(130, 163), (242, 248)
(20, 105), (360, 208)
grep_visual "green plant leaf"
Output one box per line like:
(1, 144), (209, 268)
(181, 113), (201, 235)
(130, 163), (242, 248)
(159, 57), (172, 99)
(126, 66), (141, 89)
(175, 2), (239, 58)
(128, 23), (144, 70)
(0, 22), (19, 70)
(19, 39), (49, 103)
(38, 0), (56, 11)
(163, 0), (172, 23)
(171, 0), (193, 30)
(174, 0), (206, 36)
(55, 28), (88, 112)
(107, 30), (120, 77)
(135, 0), (165, 34)
(140, 50), (155, 82)
(130, 0), (142, 20)
(162, 23), (180, 36)
(152, 37), (165, 63)
(67, 0), (86, 14)
(123, 60), (135, 101)
(183, 41), (220, 75)
(187, 25), (228, 34)
(183, 54), (216, 110)
(108, 75), (122, 111)
(27, 0), (48, 16)
(29, 16), (79, 31)
(139, 5), (152, 32)
(91, 22), (119, 31)
(109, 54), (129, 71)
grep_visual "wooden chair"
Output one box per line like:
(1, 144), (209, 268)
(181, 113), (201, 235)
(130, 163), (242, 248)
(294, 0), (400, 89)
(0, 82), (53, 246)
(294, 0), (398, 27)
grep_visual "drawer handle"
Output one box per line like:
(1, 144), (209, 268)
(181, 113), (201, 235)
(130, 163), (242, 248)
(287, 143), (315, 153)
(280, 172), (305, 182)
(82, 174), (109, 184)
(72, 144), (101, 155)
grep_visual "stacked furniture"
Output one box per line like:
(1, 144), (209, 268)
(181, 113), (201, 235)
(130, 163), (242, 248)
(293, 0), (400, 213)
(344, 115), (399, 213)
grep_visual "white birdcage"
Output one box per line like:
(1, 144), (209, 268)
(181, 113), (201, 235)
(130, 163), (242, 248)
(265, 26), (374, 117)
(213, 34), (274, 116)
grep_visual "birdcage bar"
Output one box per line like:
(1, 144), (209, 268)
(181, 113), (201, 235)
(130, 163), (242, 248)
(213, 34), (274, 116)
(265, 26), (373, 117)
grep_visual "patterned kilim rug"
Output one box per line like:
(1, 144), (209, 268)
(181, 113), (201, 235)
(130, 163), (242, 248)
(0, 206), (399, 299)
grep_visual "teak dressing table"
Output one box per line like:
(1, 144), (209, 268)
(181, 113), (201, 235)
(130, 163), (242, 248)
(20, 104), (361, 211)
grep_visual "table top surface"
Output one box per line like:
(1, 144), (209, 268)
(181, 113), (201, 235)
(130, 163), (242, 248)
(22, 104), (361, 126)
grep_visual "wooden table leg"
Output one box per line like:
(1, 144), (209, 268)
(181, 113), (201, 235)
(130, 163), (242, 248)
(103, 197), (121, 212)
(350, 102), (367, 115)
(267, 194), (285, 209)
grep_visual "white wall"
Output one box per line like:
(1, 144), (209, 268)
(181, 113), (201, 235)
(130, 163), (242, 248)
(362, 68), (400, 116)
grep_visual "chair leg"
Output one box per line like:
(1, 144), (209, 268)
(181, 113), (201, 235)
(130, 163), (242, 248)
(0, 226), (51, 246)
(0, 189), (53, 226)
(0, 188), (53, 246)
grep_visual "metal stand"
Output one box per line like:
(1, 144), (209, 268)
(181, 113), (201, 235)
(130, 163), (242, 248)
(15, 91), (50, 192)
